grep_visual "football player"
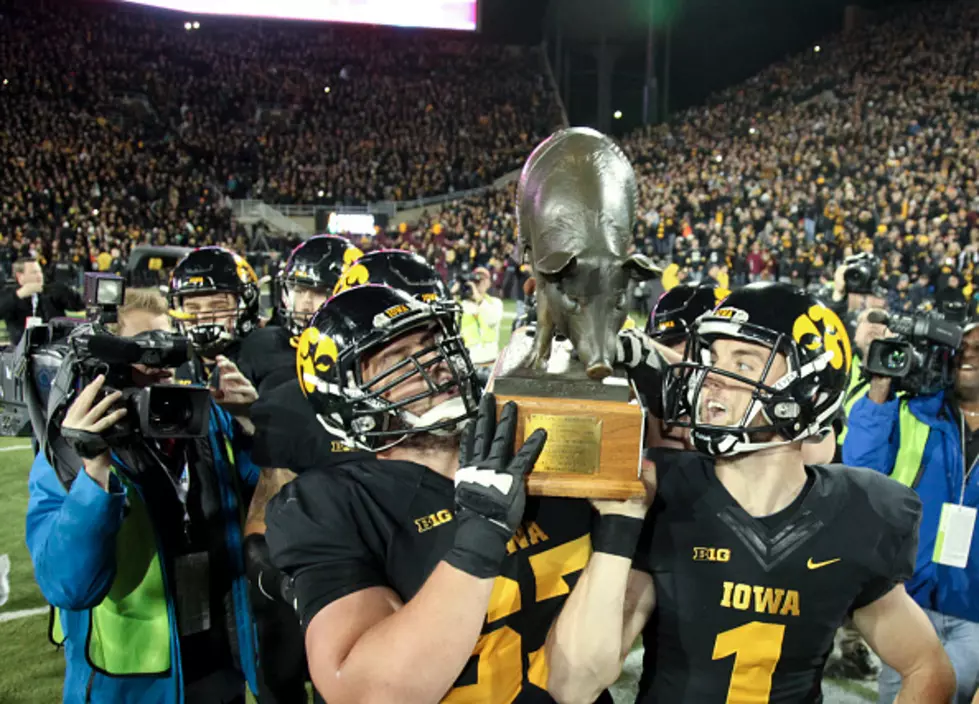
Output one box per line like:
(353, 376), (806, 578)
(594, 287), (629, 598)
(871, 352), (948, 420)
(545, 282), (955, 703)
(265, 284), (614, 704)
(240, 235), (361, 704)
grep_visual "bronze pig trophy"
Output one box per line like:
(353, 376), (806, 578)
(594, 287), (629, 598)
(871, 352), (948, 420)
(492, 127), (659, 500)
(517, 127), (660, 378)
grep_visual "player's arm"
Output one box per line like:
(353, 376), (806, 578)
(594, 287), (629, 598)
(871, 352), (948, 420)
(272, 393), (546, 704)
(304, 564), (495, 704)
(244, 467), (298, 601)
(546, 462), (658, 704)
(852, 584), (955, 703)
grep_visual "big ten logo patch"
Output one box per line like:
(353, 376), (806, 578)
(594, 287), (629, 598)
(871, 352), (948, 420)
(414, 509), (453, 533)
(693, 546), (731, 562)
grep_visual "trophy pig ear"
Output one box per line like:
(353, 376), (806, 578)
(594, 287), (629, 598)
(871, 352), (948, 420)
(537, 251), (577, 277)
(623, 253), (661, 281)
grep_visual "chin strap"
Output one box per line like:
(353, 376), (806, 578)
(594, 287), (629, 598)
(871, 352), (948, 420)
(401, 396), (469, 436)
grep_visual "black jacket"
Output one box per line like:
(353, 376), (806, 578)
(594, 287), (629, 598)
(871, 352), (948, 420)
(0, 284), (85, 345)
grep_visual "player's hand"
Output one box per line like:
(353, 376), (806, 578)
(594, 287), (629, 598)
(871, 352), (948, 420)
(446, 392), (547, 579)
(211, 355), (258, 434)
(615, 328), (672, 418)
(591, 458), (657, 518)
(62, 374), (127, 488)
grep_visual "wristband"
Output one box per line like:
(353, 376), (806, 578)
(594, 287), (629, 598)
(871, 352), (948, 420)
(592, 514), (645, 559)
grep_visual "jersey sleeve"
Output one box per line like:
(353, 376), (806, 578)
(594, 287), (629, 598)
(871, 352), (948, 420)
(850, 475), (922, 611)
(266, 470), (386, 627)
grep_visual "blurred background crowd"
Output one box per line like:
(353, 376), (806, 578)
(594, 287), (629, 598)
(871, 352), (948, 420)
(2, 0), (979, 312)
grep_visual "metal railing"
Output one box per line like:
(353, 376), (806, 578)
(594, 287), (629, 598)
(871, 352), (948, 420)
(231, 200), (312, 235)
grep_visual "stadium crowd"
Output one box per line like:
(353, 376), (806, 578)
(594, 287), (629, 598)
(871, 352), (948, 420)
(3, 0), (979, 309)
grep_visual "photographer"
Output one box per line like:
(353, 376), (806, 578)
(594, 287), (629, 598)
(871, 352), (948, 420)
(25, 289), (262, 704)
(843, 316), (979, 703)
(0, 258), (84, 346)
(454, 267), (503, 367)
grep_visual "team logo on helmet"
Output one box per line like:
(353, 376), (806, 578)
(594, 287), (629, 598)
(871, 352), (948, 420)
(296, 327), (339, 396)
(791, 305), (851, 372)
(235, 255), (258, 284)
(713, 307), (749, 323)
(714, 287), (731, 303)
(333, 263), (370, 295)
(343, 246), (365, 267)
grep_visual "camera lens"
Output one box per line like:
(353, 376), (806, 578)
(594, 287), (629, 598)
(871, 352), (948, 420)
(148, 389), (191, 429)
(883, 347), (907, 371)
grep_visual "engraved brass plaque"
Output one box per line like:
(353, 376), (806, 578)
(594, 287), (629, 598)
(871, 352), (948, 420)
(525, 414), (602, 474)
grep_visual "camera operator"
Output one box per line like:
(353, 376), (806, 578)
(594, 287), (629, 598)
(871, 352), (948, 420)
(0, 258), (84, 346)
(843, 315), (979, 703)
(829, 253), (887, 321)
(453, 267), (503, 367)
(25, 288), (263, 704)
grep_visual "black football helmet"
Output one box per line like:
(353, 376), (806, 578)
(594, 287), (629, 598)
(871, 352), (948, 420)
(333, 249), (452, 305)
(296, 284), (479, 451)
(663, 282), (852, 457)
(646, 283), (730, 345)
(276, 235), (363, 335)
(168, 247), (260, 357)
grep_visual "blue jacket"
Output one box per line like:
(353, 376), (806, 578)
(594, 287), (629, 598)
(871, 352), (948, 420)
(843, 390), (979, 623)
(26, 402), (260, 703)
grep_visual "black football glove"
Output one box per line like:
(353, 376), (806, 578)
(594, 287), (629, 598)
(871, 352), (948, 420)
(616, 328), (668, 418)
(444, 392), (547, 579)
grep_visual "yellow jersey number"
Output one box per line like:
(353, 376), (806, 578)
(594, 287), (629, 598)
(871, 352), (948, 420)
(441, 535), (592, 704)
(712, 621), (786, 703)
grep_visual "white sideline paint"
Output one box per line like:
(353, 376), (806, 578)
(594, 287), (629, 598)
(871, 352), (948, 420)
(0, 444), (32, 453)
(0, 607), (47, 624)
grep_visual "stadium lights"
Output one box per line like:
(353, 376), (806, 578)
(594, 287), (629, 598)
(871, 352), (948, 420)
(193, 21), (200, 29)
(613, 110), (623, 120)
(324, 86), (331, 94)
(814, 45), (821, 53)
(317, 190), (325, 198)
(749, 127), (757, 135)
(2, 79), (7, 86)
(184, 21), (191, 30)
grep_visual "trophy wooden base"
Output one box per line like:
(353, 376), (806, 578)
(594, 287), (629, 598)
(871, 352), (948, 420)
(492, 368), (646, 501)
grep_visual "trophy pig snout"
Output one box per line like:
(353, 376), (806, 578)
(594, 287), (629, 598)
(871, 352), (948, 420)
(586, 362), (614, 380)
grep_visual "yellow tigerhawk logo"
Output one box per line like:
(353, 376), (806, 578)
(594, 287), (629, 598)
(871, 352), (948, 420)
(791, 304), (851, 372)
(343, 246), (364, 267)
(235, 255), (258, 284)
(714, 287), (731, 303)
(296, 327), (338, 395)
(333, 263), (370, 295)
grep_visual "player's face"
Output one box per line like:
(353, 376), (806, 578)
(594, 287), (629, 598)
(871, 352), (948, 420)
(956, 328), (979, 398)
(698, 338), (787, 427)
(361, 325), (457, 417)
(180, 292), (237, 333)
(288, 284), (329, 321)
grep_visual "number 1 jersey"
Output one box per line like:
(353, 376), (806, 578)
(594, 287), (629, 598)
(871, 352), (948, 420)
(634, 452), (921, 704)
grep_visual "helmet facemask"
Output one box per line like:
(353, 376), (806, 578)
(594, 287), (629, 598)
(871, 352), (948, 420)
(171, 292), (242, 358)
(307, 311), (479, 452)
(664, 320), (842, 457)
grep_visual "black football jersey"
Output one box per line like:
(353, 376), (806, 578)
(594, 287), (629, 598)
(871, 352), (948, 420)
(249, 376), (372, 472)
(266, 458), (612, 704)
(635, 452), (921, 704)
(236, 324), (296, 393)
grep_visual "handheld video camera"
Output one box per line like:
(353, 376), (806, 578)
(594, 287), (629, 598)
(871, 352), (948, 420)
(842, 252), (880, 295)
(456, 272), (476, 301)
(864, 310), (963, 395)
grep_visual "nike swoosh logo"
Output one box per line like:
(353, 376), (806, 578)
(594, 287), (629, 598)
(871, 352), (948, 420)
(807, 557), (841, 570)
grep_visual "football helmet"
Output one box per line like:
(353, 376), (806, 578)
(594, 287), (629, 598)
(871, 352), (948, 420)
(168, 247), (260, 357)
(275, 235), (362, 335)
(663, 282), (852, 457)
(646, 283), (729, 345)
(333, 249), (452, 304)
(296, 284), (479, 451)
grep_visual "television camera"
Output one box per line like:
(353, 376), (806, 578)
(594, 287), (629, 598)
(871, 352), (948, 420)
(864, 310), (964, 395)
